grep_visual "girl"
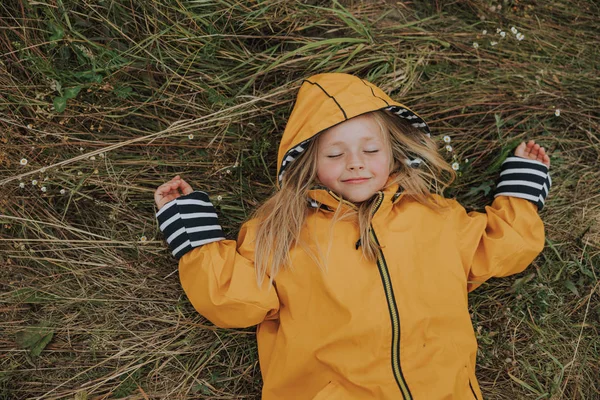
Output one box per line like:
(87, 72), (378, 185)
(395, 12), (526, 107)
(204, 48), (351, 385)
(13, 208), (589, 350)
(154, 73), (551, 399)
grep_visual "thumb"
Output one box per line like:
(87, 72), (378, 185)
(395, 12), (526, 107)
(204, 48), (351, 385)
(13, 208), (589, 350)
(179, 178), (194, 195)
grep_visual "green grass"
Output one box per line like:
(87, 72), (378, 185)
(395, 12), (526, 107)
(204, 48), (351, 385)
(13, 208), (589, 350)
(1, 0), (599, 398)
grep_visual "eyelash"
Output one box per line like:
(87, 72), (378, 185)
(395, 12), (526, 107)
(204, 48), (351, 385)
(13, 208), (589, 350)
(327, 150), (379, 158)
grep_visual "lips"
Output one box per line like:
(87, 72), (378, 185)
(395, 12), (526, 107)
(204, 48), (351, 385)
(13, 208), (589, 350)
(342, 177), (370, 183)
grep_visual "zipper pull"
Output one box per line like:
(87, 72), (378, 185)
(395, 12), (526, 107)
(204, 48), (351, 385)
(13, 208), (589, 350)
(355, 238), (361, 250)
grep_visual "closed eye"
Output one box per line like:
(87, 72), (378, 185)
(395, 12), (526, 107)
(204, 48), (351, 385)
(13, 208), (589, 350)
(327, 154), (342, 158)
(365, 150), (379, 153)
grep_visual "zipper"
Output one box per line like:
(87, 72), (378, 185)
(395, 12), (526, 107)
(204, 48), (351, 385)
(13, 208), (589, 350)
(469, 379), (478, 399)
(369, 193), (412, 399)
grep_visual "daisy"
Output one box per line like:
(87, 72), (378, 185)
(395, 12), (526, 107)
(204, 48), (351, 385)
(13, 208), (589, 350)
(60, 189), (66, 195)
(443, 135), (451, 143)
(32, 180), (38, 186)
(452, 162), (460, 171)
(555, 109), (560, 117)
(446, 145), (453, 152)
(20, 158), (27, 166)
(140, 235), (147, 242)
(473, 42), (479, 49)
(41, 186), (47, 192)
(19, 182), (25, 188)
(188, 134), (194, 140)
(516, 33), (524, 41)
(500, 31), (506, 38)
(511, 27), (518, 34)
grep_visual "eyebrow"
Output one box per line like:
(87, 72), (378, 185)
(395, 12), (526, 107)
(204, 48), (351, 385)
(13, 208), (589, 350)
(326, 137), (380, 146)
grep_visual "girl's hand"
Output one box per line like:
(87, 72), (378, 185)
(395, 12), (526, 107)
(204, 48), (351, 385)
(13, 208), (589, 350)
(155, 175), (194, 210)
(514, 140), (551, 169)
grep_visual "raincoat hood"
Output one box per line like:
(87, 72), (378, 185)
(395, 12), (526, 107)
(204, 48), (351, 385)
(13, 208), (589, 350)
(276, 73), (431, 185)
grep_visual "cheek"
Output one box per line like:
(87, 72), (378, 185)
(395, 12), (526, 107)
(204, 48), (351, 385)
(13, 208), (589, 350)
(317, 160), (339, 183)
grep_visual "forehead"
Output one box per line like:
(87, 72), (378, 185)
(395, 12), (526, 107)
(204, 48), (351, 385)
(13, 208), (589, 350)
(317, 114), (384, 147)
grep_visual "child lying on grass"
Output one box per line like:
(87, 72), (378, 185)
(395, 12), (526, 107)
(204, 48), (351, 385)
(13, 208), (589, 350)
(154, 73), (551, 399)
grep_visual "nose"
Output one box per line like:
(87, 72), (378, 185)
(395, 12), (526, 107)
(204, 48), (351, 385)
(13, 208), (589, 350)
(346, 153), (365, 171)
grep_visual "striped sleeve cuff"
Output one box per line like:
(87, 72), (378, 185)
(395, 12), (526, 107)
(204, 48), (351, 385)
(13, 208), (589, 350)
(493, 156), (552, 211)
(155, 191), (225, 260)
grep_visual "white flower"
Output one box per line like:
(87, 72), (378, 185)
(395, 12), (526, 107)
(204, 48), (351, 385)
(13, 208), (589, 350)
(452, 162), (460, 171)
(26, 124), (32, 129)
(482, 30), (487, 35)
(77, 171), (83, 176)
(19, 182), (25, 188)
(555, 109), (560, 117)
(31, 180), (38, 186)
(89, 156), (96, 160)
(40, 167), (46, 173)
(516, 33), (524, 41)
(500, 31), (506, 38)
(443, 135), (451, 143)
(465, 158), (469, 163)
(60, 189), (66, 195)
(445, 145), (453, 152)
(20, 158), (28, 166)
(511, 27), (518, 34)
(188, 134), (194, 140)
(496, 28), (502, 34)
(490, 41), (498, 46)
(140, 235), (147, 242)
(79, 147), (84, 152)
(93, 169), (99, 174)
(41, 186), (47, 192)
(216, 195), (223, 201)
(473, 42), (479, 49)
(99, 152), (105, 159)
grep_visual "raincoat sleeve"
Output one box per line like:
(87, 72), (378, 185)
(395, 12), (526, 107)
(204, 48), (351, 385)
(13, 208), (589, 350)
(450, 156), (552, 292)
(155, 191), (280, 328)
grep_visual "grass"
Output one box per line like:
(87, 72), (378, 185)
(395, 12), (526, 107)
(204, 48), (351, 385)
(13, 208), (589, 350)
(1, 0), (599, 398)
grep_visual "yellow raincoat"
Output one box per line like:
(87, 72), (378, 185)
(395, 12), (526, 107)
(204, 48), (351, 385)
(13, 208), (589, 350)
(158, 73), (551, 399)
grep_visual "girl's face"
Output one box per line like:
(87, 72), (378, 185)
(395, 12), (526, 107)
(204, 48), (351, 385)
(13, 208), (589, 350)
(316, 114), (392, 203)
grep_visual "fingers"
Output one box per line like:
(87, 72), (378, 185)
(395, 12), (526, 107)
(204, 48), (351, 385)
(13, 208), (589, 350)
(154, 176), (196, 209)
(179, 178), (194, 195)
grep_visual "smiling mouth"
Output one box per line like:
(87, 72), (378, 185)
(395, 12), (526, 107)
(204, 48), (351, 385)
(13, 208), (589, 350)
(343, 178), (370, 183)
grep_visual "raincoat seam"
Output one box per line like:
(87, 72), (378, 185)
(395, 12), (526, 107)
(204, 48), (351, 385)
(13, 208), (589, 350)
(303, 79), (347, 120)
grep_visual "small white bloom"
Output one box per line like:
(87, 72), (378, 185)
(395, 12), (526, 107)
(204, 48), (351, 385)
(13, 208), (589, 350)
(188, 134), (194, 140)
(77, 171), (83, 176)
(490, 41), (498, 46)
(89, 156), (96, 160)
(496, 28), (502, 34)
(20, 158), (28, 166)
(482, 30), (487, 35)
(19, 182), (25, 188)
(443, 135), (451, 143)
(99, 152), (105, 159)
(555, 109), (560, 117)
(516, 33), (524, 41)
(217, 195), (223, 201)
(500, 31), (506, 38)
(465, 158), (469, 163)
(60, 189), (66, 195)
(140, 235), (147, 242)
(473, 42), (479, 49)
(226, 169), (231, 174)
(93, 169), (99, 174)
(445, 145), (453, 152)
(41, 186), (47, 192)
(32, 180), (38, 186)
(452, 162), (460, 171)
(26, 124), (32, 129)
(511, 27), (518, 34)
(79, 147), (84, 152)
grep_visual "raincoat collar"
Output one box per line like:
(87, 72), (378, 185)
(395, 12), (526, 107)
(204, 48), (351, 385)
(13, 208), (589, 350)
(307, 176), (406, 215)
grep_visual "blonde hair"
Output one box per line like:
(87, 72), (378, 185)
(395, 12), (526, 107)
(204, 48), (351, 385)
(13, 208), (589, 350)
(252, 110), (457, 285)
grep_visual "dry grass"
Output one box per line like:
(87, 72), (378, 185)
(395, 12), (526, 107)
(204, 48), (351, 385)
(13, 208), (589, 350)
(1, 0), (598, 399)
